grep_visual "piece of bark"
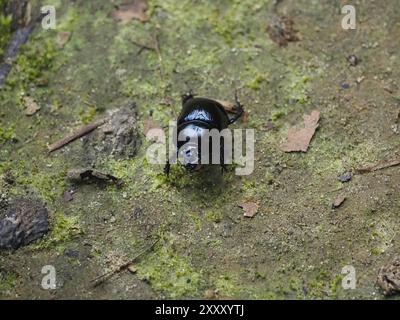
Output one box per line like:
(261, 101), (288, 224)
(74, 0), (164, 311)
(82, 103), (139, 162)
(280, 110), (320, 152)
(0, 198), (49, 250)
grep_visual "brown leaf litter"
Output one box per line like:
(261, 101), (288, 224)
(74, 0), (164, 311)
(112, 0), (149, 23)
(217, 99), (249, 123)
(280, 110), (320, 152)
(267, 15), (299, 47)
(377, 256), (400, 296)
(238, 201), (259, 218)
(23, 96), (40, 116)
(57, 31), (71, 48)
(144, 117), (163, 143)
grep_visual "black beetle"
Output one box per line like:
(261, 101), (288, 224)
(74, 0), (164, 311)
(164, 91), (244, 175)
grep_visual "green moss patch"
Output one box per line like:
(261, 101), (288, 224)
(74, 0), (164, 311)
(32, 213), (82, 252)
(0, 270), (18, 298)
(137, 240), (202, 298)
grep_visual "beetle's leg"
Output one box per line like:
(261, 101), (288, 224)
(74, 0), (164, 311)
(181, 89), (195, 105)
(219, 144), (228, 173)
(164, 161), (170, 176)
(228, 91), (244, 125)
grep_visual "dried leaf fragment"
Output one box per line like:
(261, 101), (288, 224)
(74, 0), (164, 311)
(144, 117), (163, 143)
(57, 31), (71, 48)
(217, 99), (247, 122)
(23, 96), (40, 116)
(112, 0), (149, 23)
(217, 100), (237, 113)
(239, 201), (259, 218)
(267, 15), (299, 47)
(377, 257), (400, 296)
(331, 196), (346, 209)
(280, 110), (320, 152)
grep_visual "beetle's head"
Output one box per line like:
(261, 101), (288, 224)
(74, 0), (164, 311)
(177, 123), (211, 170)
(178, 142), (201, 171)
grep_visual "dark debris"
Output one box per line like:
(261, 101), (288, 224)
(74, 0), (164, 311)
(267, 15), (299, 47)
(339, 171), (353, 183)
(0, 198), (49, 250)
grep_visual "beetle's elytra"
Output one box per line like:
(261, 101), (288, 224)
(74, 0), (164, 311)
(164, 91), (244, 175)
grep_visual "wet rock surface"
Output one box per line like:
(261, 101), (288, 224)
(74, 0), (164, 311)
(82, 102), (139, 164)
(1, 0), (400, 300)
(0, 198), (49, 250)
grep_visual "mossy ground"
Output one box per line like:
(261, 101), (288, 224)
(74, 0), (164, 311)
(0, 0), (400, 299)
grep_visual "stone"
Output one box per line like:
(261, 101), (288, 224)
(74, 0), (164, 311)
(82, 102), (139, 163)
(0, 198), (49, 250)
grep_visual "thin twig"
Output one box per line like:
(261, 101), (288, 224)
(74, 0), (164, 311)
(130, 39), (157, 55)
(153, 33), (164, 82)
(48, 119), (106, 153)
(91, 238), (160, 287)
(356, 159), (400, 174)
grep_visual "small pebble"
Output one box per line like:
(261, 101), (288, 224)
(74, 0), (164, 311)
(340, 82), (350, 89)
(332, 196), (346, 209)
(339, 171), (352, 183)
(347, 54), (360, 66)
(63, 190), (73, 202)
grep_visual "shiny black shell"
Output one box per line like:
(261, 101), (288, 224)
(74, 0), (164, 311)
(178, 97), (230, 130)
